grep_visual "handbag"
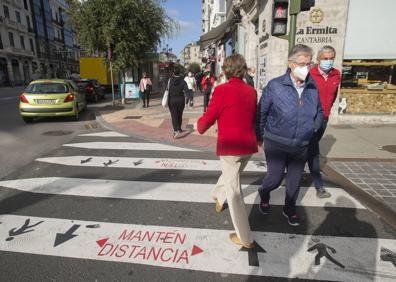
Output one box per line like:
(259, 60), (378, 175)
(162, 79), (171, 108)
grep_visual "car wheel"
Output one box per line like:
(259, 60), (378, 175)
(22, 116), (34, 123)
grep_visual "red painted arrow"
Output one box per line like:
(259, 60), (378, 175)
(96, 238), (109, 247)
(191, 245), (203, 256)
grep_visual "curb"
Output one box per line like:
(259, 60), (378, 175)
(322, 164), (396, 232)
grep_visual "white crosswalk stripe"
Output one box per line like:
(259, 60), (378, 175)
(0, 177), (366, 209)
(36, 155), (267, 172)
(1, 133), (395, 281)
(78, 131), (129, 137)
(0, 214), (394, 281)
(64, 142), (199, 152)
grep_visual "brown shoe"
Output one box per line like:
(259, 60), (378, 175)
(215, 199), (227, 213)
(229, 233), (254, 249)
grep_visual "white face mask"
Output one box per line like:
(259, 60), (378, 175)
(293, 66), (309, 81)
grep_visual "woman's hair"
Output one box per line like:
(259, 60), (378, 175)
(173, 66), (181, 76)
(222, 54), (247, 79)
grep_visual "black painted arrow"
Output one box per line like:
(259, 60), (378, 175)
(54, 224), (81, 247)
(240, 241), (266, 267)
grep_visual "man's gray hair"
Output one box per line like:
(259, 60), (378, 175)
(317, 45), (336, 59)
(288, 44), (313, 62)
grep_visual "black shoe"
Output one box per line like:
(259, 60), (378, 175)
(258, 201), (270, 215)
(282, 211), (300, 226)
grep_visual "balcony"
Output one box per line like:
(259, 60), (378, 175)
(17, 23), (28, 33)
(5, 18), (18, 30)
(3, 46), (35, 57)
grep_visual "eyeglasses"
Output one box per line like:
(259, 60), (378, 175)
(294, 61), (314, 68)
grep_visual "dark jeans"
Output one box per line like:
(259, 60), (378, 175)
(169, 95), (185, 132)
(185, 89), (194, 106)
(142, 90), (150, 107)
(259, 140), (308, 216)
(307, 120), (328, 190)
(203, 92), (211, 112)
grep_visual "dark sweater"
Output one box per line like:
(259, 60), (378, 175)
(169, 76), (188, 97)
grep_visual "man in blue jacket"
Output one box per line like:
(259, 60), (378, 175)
(256, 44), (323, 226)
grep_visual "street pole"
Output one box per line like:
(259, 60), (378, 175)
(109, 60), (115, 106)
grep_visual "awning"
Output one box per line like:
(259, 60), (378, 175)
(200, 20), (231, 51)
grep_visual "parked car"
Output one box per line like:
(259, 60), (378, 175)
(19, 79), (87, 123)
(76, 78), (106, 102)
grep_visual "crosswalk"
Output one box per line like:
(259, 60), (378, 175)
(0, 131), (395, 281)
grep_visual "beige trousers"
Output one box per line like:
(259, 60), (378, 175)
(212, 154), (253, 245)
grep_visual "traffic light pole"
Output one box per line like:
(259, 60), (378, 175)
(278, 0), (304, 52)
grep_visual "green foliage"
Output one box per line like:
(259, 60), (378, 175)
(187, 63), (201, 74)
(66, 0), (177, 72)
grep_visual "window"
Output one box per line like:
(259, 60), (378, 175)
(24, 0), (28, 10)
(26, 16), (31, 29)
(29, 39), (34, 54)
(0, 34), (3, 49)
(8, 32), (14, 47)
(16, 11), (21, 23)
(3, 5), (9, 18)
(219, 0), (226, 12)
(20, 36), (25, 50)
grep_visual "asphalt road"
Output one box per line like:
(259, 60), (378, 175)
(0, 86), (99, 180)
(0, 130), (395, 281)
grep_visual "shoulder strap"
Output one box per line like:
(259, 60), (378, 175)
(166, 78), (171, 91)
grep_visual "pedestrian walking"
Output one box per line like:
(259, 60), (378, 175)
(195, 71), (203, 95)
(139, 72), (152, 108)
(308, 45), (341, 198)
(197, 54), (257, 249)
(201, 67), (215, 112)
(256, 44), (323, 227)
(168, 66), (189, 139)
(244, 67), (256, 88)
(184, 72), (196, 108)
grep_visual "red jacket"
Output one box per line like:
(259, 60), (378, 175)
(197, 77), (258, 156)
(309, 65), (341, 120)
(201, 76), (215, 93)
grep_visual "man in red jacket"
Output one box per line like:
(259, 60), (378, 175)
(308, 45), (341, 198)
(197, 54), (257, 249)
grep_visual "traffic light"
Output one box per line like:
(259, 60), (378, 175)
(300, 0), (315, 11)
(271, 0), (289, 36)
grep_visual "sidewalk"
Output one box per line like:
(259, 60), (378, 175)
(96, 94), (396, 228)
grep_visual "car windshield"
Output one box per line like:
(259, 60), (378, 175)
(76, 81), (90, 87)
(25, 83), (69, 94)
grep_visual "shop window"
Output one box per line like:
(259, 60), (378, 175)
(8, 32), (14, 47)
(3, 5), (9, 18)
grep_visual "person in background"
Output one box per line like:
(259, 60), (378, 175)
(184, 71), (197, 108)
(139, 72), (152, 108)
(256, 44), (323, 227)
(244, 67), (256, 88)
(195, 71), (203, 95)
(168, 66), (189, 139)
(201, 67), (215, 112)
(197, 54), (257, 249)
(308, 45), (341, 198)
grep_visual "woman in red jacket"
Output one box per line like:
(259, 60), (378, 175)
(201, 67), (216, 112)
(197, 54), (258, 249)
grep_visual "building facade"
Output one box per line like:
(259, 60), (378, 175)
(180, 41), (202, 70)
(202, 0), (227, 34)
(201, 0), (396, 123)
(0, 0), (79, 86)
(0, 0), (36, 86)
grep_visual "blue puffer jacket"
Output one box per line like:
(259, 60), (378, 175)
(256, 70), (323, 147)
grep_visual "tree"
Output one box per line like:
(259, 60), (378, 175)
(188, 63), (201, 74)
(66, 0), (177, 103)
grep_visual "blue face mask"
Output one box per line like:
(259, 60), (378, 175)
(319, 59), (334, 72)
